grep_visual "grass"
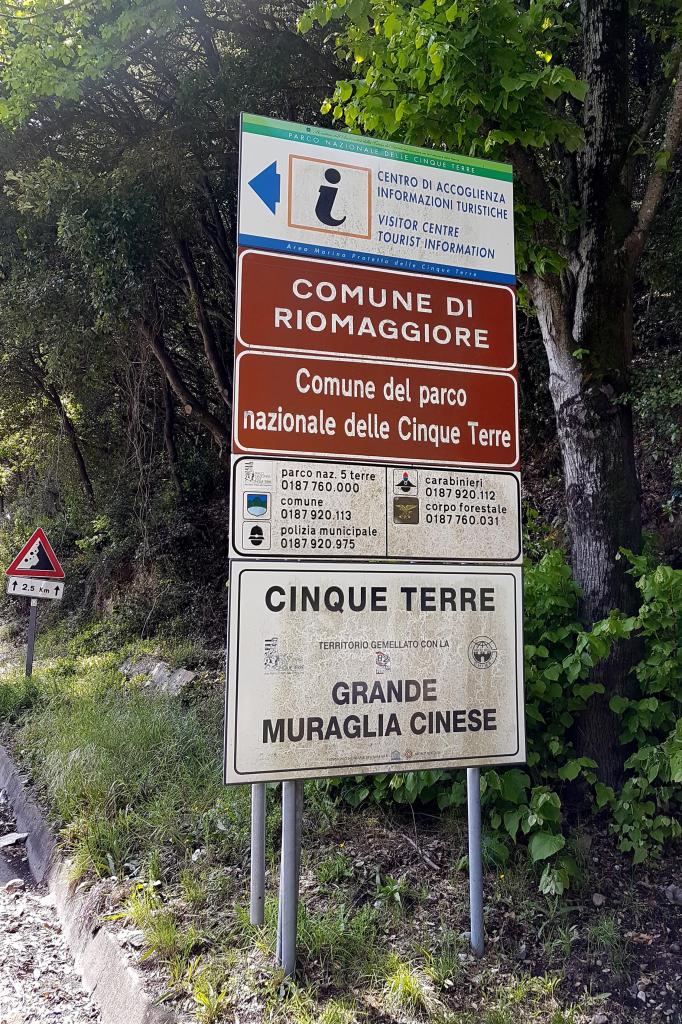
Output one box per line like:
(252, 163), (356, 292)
(295, 901), (381, 983)
(585, 913), (632, 977)
(1, 651), (255, 881)
(381, 953), (437, 1014)
(421, 929), (464, 988)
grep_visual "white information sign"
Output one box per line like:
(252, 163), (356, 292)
(239, 114), (515, 285)
(225, 561), (524, 783)
(6, 577), (64, 600)
(231, 456), (521, 563)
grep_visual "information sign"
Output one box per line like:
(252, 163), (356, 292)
(233, 351), (518, 468)
(239, 114), (515, 284)
(230, 456), (521, 563)
(225, 561), (524, 782)
(237, 249), (516, 371)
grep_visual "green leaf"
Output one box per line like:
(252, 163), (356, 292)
(558, 758), (589, 781)
(529, 831), (565, 862)
(566, 78), (588, 101)
(503, 809), (522, 840)
(500, 768), (530, 803)
(594, 782), (615, 808)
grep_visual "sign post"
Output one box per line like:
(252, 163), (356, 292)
(226, 114), (523, 976)
(250, 782), (266, 926)
(278, 780), (303, 976)
(467, 767), (484, 956)
(25, 599), (38, 678)
(5, 528), (66, 678)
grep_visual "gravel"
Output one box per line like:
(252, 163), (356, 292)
(0, 790), (101, 1024)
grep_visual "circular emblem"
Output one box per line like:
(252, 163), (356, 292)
(468, 636), (498, 669)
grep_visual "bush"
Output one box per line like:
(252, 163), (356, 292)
(324, 544), (682, 893)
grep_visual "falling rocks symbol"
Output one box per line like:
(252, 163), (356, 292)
(18, 539), (53, 572)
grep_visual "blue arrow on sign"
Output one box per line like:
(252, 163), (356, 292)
(248, 161), (280, 214)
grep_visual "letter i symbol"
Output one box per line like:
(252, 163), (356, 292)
(315, 168), (347, 227)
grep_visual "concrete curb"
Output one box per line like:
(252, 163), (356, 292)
(0, 742), (176, 1024)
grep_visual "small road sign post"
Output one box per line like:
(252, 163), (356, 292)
(5, 529), (66, 679)
(227, 114), (523, 976)
(25, 599), (38, 678)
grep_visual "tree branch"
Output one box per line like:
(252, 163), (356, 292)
(176, 237), (232, 407)
(625, 57), (682, 266)
(139, 317), (229, 446)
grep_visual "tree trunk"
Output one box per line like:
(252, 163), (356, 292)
(531, 275), (642, 785)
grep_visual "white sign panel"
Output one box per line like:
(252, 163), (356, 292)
(225, 562), (524, 783)
(231, 456), (521, 563)
(6, 577), (64, 600)
(239, 114), (515, 285)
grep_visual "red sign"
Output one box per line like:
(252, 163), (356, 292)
(6, 528), (65, 579)
(232, 351), (518, 468)
(237, 249), (516, 372)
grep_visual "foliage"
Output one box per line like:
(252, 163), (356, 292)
(325, 544), (682, 892)
(303, 0), (680, 279)
(0, 0), (334, 634)
(595, 555), (682, 862)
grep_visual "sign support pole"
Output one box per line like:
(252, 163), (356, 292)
(250, 783), (266, 926)
(278, 779), (303, 977)
(467, 767), (484, 957)
(25, 599), (38, 678)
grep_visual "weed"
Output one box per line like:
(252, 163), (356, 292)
(373, 873), (411, 914)
(542, 923), (574, 959)
(317, 851), (352, 885)
(180, 868), (209, 907)
(317, 999), (359, 1024)
(192, 973), (230, 1023)
(483, 1012), (512, 1024)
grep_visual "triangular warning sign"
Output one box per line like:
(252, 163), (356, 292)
(6, 528), (65, 579)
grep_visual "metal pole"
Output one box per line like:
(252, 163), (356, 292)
(278, 779), (303, 977)
(276, 851), (283, 963)
(250, 783), (266, 926)
(276, 785), (283, 963)
(25, 599), (38, 678)
(294, 779), (303, 880)
(467, 767), (484, 957)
